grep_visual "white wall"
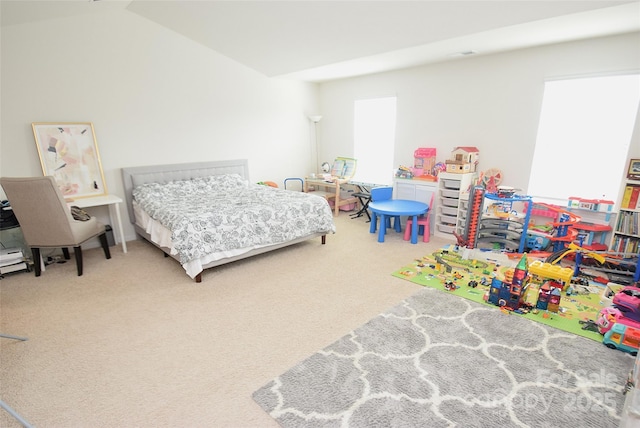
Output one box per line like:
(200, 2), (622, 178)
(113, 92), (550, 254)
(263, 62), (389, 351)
(2, 9), (639, 245)
(0, 10), (319, 241)
(318, 32), (640, 193)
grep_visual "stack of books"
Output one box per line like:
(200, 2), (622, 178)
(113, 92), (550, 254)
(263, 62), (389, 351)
(0, 248), (28, 275)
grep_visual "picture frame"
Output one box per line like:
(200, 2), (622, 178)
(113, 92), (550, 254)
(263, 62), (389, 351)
(32, 122), (107, 199)
(627, 158), (640, 181)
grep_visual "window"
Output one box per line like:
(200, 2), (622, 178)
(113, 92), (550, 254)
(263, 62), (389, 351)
(528, 74), (640, 203)
(352, 96), (397, 186)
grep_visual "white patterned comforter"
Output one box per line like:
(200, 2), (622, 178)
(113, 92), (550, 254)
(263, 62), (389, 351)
(132, 174), (336, 270)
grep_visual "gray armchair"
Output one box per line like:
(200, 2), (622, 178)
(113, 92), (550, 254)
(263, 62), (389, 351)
(0, 176), (111, 276)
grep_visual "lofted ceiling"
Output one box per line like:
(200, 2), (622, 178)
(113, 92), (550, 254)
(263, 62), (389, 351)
(2, 1), (639, 82)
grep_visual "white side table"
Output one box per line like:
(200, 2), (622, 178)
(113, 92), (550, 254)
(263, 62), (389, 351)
(70, 194), (127, 253)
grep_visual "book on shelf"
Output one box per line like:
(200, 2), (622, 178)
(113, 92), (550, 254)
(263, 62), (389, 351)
(628, 186), (640, 210)
(622, 185), (633, 208)
(611, 236), (639, 255)
(622, 185), (640, 210)
(616, 210), (639, 236)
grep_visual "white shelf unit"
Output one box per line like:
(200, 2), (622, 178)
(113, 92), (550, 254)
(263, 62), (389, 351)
(610, 178), (640, 255)
(393, 178), (438, 234)
(434, 172), (476, 239)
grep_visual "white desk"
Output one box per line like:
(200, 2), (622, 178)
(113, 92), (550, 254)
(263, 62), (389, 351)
(70, 194), (127, 253)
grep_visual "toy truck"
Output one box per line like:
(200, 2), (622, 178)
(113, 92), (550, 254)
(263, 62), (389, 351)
(603, 323), (640, 355)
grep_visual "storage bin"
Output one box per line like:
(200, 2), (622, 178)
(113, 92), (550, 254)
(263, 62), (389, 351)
(328, 199), (356, 211)
(439, 214), (457, 224)
(437, 224), (455, 233)
(440, 206), (458, 216)
(442, 179), (461, 190)
(441, 197), (459, 207)
(441, 189), (459, 198)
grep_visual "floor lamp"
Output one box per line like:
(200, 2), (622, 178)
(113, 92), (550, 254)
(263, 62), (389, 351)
(308, 115), (322, 175)
(0, 334), (33, 428)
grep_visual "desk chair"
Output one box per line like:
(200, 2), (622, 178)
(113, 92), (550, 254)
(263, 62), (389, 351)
(0, 176), (111, 277)
(370, 186), (402, 233)
(404, 192), (435, 243)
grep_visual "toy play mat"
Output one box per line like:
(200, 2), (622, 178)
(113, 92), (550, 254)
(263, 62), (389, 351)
(392, 245), (616, 342)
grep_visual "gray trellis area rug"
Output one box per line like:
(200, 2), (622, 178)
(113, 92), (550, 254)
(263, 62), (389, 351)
(252, 287), (635, 427)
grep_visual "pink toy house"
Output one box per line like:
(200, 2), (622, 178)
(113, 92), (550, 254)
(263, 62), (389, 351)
(413, 148), (436, 178)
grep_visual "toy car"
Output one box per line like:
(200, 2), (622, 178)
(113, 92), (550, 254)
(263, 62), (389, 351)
(603, 323), (640, 355)
(444, 281), (458, 291)
(613, 286), (640, 322)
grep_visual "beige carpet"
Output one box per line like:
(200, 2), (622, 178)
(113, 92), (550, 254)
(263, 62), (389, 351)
(0, 213), (449, 427)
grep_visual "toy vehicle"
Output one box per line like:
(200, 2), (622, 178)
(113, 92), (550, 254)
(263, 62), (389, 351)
(444, 281), (458, 291)
(602, 323), (640, 355)
(613, 286), (640, 322)
(597, 306), (640, 334)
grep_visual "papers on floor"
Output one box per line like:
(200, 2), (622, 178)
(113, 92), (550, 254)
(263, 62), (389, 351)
(0, 248), (28, 275)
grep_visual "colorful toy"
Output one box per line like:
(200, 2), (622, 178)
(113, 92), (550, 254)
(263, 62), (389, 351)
(602, 323), (640, 355)
(413, 148), (437, 180)
(528, 260), (573, 286)
(444, 280), (458, 291)
(487, 254), (530, 309)
(479, 168), (503, 188)
(596, 306), (640, 335)
(612, 286), (640, 322)
(445, 146), (479, 173)
(536, 281), (563, 313)
(395, 165), (414, 179)
(463, 185), (485, 249)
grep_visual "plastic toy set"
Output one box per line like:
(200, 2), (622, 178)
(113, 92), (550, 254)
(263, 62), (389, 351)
(446, 175), (640, 355)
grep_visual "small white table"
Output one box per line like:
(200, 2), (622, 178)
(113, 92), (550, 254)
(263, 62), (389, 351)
(70, 194), (127, 253)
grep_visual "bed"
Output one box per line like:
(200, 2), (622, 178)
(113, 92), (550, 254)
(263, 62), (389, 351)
(121, 160), (336, 282)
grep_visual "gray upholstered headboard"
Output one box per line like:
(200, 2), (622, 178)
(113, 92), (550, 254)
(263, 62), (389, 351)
(121, 159), (249, 223)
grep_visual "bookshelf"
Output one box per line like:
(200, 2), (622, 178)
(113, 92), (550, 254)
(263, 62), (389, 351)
(610, 178), (640, 255)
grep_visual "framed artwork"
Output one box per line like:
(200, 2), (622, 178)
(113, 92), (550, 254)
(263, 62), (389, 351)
(32, 122), (107, 198)
(628, 158), (640, 180)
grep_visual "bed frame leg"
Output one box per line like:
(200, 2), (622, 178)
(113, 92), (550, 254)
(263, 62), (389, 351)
(322, 235), (326, 245)
(195, 272), (202, 283)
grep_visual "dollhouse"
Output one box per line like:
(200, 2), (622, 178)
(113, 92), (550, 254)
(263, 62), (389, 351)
(445, 146), (480, 173)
